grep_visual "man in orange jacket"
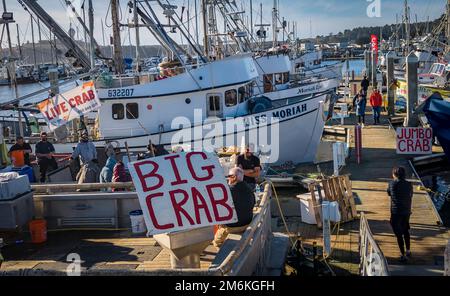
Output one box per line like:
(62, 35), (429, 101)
(370, 89), (383, 125)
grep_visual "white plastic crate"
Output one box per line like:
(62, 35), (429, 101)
(0, 175), (31, 200)
(0, 191), (35, 230)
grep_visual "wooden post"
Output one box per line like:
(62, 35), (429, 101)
(405, 52), (419, 127)
(125, 141), (132, 162)
(386, 51), (396, 116)
(445, 240), (450, 276)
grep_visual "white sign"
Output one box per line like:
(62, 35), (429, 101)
(128, 152), (238, 235)
(37, 81), (101, 131)
(396, 127), (433, 155)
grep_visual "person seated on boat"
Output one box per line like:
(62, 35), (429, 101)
(70, 131), (99, 184)
(236, 145), (261, 190)
(8, 136), (32, 167)
(112, 160), (131, 192)
(213, 167), (256, 248)
(156, 68), (169, 80)
(99, 148), (121, 186)
(35, 132), (57, 183)
(137, 144), (170, 160)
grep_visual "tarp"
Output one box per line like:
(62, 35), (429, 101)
(423, 94), (450, 161)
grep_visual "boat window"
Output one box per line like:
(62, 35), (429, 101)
(225, 89), (238, 107)
(263, 75), (274, 93)
(238, 86), (246, 103)
(126, 103), (139, 119)
(112, 104), (124, 120)
(283, 72), (290, 84)
(207, 94), (223, 118)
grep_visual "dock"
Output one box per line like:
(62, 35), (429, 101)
(275, 110), (449, 276)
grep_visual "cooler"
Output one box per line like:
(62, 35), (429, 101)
(0, 191), (35, 230)
(0, 174), (32, 200)
(12, 166), (36, 183)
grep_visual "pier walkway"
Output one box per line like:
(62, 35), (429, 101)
(279, 112), (448, 276)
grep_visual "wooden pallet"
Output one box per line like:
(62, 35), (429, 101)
(308, 175), (358, 228)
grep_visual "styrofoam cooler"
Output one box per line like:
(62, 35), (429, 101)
(0, 191), (35, 230)
(297, 191), (324, 225)
(0, 175), (32, 200)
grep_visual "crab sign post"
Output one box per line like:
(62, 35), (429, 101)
(128, 152), (238, 236)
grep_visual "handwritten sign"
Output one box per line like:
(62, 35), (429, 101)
(37, 81), (101, 131)
(396, 127), (433, 155)
(128, 152), (238, 235)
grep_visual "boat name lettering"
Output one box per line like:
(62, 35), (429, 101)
(108, 88), (135, 98)
(298, 84), (321, 94)
(272, 104), (307, 119)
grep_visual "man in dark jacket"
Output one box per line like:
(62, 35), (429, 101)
(387, 166), (413, 262)
(213, 167), (256, 248)
(361, 75), (370, 97)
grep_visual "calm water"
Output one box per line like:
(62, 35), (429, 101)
(324, 59), (365, 76)
(421, 169), (450, 227)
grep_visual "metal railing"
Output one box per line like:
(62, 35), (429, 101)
(359, 212), (390, 276)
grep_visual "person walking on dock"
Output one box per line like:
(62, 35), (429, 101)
(35, 132), (57, 183)
(354, 93), (367, 126)
(361, 75), (370, 97)
(370, 89), (383, 125)
(387, 167), (413, 263)
(70, 131), (99, 184)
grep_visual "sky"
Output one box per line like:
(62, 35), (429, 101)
(2, 0), (447, 48)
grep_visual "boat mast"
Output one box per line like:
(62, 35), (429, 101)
(447, 0), (450, 53)
(30, 14), (37, 68)
(16, 24), (23, 61)
(272, 0), (277, 48)
(133, 0), (140, 72)
(88, 0), (95, 69)
(201, 0), (209, 59)
(404, 0), (410, 55)
(111, 0), (124, 74)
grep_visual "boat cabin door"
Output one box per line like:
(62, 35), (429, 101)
(206, 93), (223, 118)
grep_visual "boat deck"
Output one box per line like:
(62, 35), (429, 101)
(275, 110), (448, 275)
(0, 230), (218, 273)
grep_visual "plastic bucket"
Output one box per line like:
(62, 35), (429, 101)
(129, 210), (147, 234)
(10, 150), (25, 167)
(29, 219), (47, 244)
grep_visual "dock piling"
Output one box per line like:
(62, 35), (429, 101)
(405, 52), (419, 127)
(386, 52), (396, 116)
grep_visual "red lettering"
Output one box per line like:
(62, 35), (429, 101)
(191, 187), (213, 224)
(425, 129), (433, 139)
(170, 189), (195, 227)
(82, 92), (90, 103)
(186, 152), (215, 182)
(75, 95), (83, 106)
(407, 139), (414, 151)
(133, 161), (163, 192)
(60, 102), (68, 113)
(88, 90), (95, 100)
(164, 154), (188, 186)
(146, 193), (174, 230)
(45, 111), (54, 121)
(398, 140), (406, 152)
(423, 139), (431, 152)
(418, 128), (424, 139)
(206, 183), (234, 222)
(69, 98), (77, 108)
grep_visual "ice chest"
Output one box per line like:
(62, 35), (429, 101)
(298, 191), (324, 225)
(0, 191), (35, 230)
(0, 175), (31, 200)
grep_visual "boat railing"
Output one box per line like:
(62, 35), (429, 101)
(359, 212), (390, 276)
(208, 184), (272, 276)
(95, 63), (200, 90)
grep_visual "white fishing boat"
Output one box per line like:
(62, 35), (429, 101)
(88, 54), (330, 165)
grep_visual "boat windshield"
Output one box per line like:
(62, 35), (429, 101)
(429, 63), (446, 76)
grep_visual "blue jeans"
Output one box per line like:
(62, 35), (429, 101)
(373, 106), (381, 123)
